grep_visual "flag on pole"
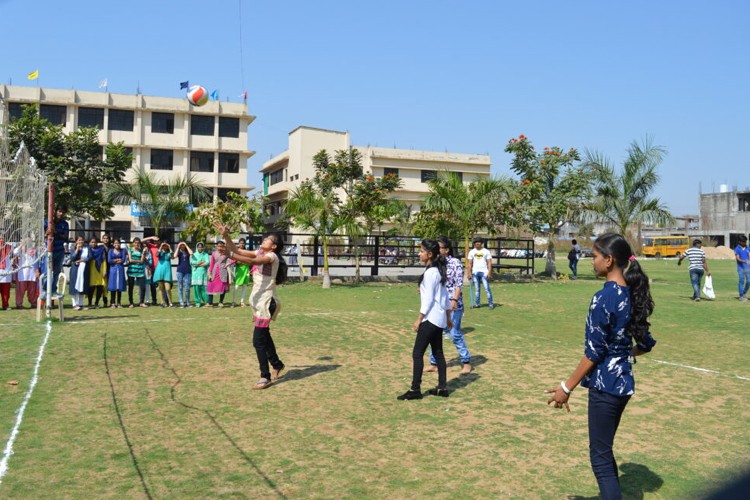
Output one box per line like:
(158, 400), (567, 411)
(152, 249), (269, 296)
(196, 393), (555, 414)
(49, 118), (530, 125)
(240, 91), (248, 101)
(27, 70), (39, 80)
(98, 78), (108, 90)
(210, 89), (219, 101)
(179, 80), (189, 90)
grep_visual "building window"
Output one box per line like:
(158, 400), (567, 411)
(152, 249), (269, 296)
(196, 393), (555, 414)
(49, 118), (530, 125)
(78, 107), (104, 129)
(738, 193), (750, 212)
(8, 102), (25, 121)
(151, 149), (174, 170)
(190, 151), (214, 172)
(109, 109), (134, 131)
(152, 112), (174, 134)
(384, 167), (399, 178)
(269, 168), (284, 185)
(40, 104), (66, 126)
(191, 115), (215, 136)
(219, 153), (240, 173)
(453, 172), (464, 182)
(105, 221), (132, 243)
(421, 170), (438, 183)
(219, 117), (239, 138)
(217, 188), (241, 202)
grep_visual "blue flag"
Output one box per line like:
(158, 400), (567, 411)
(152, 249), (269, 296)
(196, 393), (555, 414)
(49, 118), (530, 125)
(210, 89), (219, 100)
(179, 80), (189, 90)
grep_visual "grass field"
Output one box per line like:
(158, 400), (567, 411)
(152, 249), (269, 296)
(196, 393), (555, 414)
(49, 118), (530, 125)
(1, 258), (749, 498)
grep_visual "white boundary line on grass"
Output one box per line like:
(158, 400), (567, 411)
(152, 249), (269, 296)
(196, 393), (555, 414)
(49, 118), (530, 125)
(0, 321), (52, 485)
(645, 359), (750, 382)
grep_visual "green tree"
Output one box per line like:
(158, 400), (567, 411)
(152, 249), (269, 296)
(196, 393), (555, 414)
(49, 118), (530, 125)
(104, 169), (211, 236)
(582, 138), (674, 250)
(8, 104), (131, 220)
(182, 191), (266, 243)
(504, 134), (590, 277)
(421, 172), (511, 261)
(284, 149), (403, 284)
(282, 180), (341, 288)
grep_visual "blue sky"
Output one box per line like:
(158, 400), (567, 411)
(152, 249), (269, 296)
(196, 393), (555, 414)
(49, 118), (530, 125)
(2, 0), (749, 215)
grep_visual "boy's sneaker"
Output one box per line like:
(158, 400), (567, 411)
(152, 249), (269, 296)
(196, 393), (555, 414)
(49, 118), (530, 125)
(740, 296), (748, 302)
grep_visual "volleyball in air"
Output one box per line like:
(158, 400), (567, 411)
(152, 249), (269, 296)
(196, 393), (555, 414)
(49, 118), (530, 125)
(186, 85), (209, 106)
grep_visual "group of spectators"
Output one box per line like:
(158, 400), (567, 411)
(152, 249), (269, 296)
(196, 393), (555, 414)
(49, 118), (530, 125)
(0, 204), (256, 311)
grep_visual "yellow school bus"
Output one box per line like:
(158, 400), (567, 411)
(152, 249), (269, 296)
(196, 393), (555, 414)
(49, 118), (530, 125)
(641, 236), (689, 257)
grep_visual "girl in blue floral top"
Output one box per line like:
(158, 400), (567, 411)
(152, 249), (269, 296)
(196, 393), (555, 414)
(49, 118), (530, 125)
(547, 233), (656, 500)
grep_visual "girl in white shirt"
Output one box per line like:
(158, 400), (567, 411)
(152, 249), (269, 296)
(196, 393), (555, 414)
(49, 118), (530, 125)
(398, 239), (453, 400)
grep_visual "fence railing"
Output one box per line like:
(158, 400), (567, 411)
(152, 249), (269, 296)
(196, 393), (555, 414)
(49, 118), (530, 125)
(61, 229), (535, 277)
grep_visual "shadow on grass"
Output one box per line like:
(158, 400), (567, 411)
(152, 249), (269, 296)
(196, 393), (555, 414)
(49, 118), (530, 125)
(69, 314), (138, 321)
(445, 354), (488, 369)
(273, 364), (341, 386)
(446, 372), (480, 392)
(567, 462), (663, 500)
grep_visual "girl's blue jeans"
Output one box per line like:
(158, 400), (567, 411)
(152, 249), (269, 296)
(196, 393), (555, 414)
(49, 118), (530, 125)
(588, 388), (631, 500)
(429, 308), (470, 364)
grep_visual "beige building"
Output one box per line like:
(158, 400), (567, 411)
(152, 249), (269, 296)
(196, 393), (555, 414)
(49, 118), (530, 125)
(0, 84), (254, 238)
(261, 126), (492, 228)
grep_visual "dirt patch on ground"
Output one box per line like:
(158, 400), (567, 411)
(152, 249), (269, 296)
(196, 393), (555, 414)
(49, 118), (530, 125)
(704, 245), (735, 259)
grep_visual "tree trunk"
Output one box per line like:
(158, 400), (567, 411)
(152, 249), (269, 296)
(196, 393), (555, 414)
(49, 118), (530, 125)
(322, 238), (331, 288)
(545, 238), (557, 278)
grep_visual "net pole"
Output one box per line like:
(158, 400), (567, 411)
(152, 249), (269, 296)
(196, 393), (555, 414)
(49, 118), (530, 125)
(45, 183), (54, 317)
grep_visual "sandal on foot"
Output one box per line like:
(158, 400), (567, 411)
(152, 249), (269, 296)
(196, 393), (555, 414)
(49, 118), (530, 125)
(397, 389), (423, 400)
(428, 388), (450, 397)
(271, 365), (285, 380)
(253, 378), (272, 390)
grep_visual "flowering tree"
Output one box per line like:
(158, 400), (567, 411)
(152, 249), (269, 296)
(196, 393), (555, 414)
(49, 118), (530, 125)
(504, 135), (591, 277)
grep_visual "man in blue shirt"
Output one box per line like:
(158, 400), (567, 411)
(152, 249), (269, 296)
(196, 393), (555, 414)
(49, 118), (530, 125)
(734, 235), (750, 301)
(44, 204), (69, 296)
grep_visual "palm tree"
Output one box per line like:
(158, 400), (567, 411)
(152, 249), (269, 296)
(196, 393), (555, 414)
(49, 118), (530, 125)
(422, 172), (510, 259)
(282, 181), (342, 288)
(582, 138), (674, 250)
(104, 170), (211, 236)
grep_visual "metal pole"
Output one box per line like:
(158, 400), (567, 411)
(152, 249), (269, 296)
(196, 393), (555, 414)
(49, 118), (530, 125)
(45, 183), (54, 317)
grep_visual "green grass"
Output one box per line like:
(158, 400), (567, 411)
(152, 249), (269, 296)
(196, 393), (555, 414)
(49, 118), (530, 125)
(1, 258), (749, 498)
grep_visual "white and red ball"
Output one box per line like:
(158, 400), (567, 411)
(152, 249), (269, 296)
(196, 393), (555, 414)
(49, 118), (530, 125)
(187, 85), (209, 106)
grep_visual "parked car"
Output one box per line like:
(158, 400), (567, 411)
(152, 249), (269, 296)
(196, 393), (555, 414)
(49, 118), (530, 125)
(579, 248), (593, 258)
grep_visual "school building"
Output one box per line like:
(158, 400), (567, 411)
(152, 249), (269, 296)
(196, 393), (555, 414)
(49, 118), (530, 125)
(700, 185), (750, 248)
(0, 84), (255, 240)
(260, 126), (492, 229)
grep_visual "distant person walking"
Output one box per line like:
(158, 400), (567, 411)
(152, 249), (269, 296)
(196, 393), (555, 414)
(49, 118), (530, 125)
(467, 237), (494, 309)
(568, 239), (581, 279)
(735, 235), (750, 301)
(678, 239), (710, 301)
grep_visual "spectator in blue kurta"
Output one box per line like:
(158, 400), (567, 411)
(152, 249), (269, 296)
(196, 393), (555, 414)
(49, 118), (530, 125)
(107, 238), (128, 308)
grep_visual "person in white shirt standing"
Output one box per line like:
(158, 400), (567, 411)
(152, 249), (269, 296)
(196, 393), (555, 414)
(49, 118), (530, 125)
(467, 237), (495, 309)
(678, 239), (710, 301)
(398, 239), (453, 400)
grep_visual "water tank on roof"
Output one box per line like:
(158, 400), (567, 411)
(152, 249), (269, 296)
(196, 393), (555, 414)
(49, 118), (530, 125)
(719, 184), (729, 193)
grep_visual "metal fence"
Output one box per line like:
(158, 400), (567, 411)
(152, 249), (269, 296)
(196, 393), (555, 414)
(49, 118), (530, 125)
(62, 228), (535, 277)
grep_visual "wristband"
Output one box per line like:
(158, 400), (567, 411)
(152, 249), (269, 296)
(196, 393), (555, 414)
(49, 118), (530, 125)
(560, 381), (571, 395)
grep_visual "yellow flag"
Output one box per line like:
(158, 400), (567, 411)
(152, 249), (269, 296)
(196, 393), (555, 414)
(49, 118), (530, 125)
(27, 70), (39, 80)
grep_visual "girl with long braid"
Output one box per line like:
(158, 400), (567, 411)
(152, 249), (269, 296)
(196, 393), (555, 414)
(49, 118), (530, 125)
(398, 238), (452, 400)
(215, 224), (287, 390)
(547, 233), (657, 500)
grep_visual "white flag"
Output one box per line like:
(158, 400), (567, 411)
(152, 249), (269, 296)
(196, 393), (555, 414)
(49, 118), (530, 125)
(98, 78), (108, 89)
